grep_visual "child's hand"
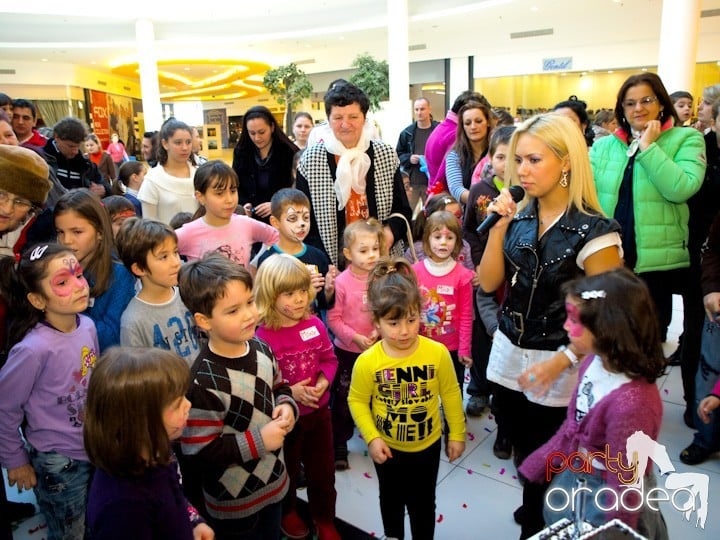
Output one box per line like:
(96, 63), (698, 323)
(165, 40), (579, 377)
(310, 270), (325, 292)
(352, 332), (378, 351)
(445, 440), (465, 462)
(703, 292), (720, 321)
(324, 265), (338, 298)
(8, 464), (36, 491)
(368, 438), (393, 464)
(308, 373), (330, 401)
(261, 418), (289, 452)
(273, 402), (296, 430)
(290, 377), (316, 407)
(460, 356), (473, 368)
(698, 395), (720, 424)
(193, 522), (215, 540)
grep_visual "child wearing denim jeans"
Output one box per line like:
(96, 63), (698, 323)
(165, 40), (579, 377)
(0, 244), (99, 539)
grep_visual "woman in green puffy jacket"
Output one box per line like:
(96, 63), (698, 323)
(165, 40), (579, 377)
(590, 72), (706, 343)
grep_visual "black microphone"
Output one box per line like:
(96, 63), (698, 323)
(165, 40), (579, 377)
(475, 185), (525, 235)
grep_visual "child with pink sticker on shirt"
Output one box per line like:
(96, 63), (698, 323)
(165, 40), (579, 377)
(412, 210), (474, 389)
(254, 254), (339, 540)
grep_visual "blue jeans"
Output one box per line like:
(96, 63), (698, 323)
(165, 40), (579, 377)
(29, 449), (92, 540)
(692, 317), (720, 451)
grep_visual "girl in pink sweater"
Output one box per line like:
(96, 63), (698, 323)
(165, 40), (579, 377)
(412, 210), (474, 389)
(176, 161), (278, 269)
(254, 254), (339, 540)
(327, 218), (385, 470)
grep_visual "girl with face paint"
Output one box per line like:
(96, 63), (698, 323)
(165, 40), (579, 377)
(0, 243), (99, 540)
(254, 254), (340, 540)
(518, 268), (668, 538)
(412, 210), (475, 390)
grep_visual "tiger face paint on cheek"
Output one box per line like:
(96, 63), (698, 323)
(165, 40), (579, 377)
(49, 259), (88, 297)
(564, 302), (584, 338)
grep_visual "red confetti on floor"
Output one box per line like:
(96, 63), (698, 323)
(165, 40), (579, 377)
(437, 514), (444, 523)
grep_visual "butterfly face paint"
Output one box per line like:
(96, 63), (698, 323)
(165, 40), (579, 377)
(564, 301), (584, 338)
(49, 258), (89, 298)
(563, 297), (595, 357)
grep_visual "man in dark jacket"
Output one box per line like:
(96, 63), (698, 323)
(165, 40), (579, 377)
(43, 117), (109, 197)
(396, 97), (439, 212)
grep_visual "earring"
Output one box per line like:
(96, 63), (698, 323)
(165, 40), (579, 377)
(560, 170), (569, 188)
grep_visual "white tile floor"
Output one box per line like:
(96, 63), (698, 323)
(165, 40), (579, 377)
(6, 297), (720, 539)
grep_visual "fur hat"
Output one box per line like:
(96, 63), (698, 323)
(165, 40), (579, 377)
(0, 145), (52, 206)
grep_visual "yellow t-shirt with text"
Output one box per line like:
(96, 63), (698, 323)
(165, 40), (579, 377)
(348, 336), (465, 453)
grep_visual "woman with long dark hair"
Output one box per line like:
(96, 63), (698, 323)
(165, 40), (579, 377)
(232, 105), (298, 222)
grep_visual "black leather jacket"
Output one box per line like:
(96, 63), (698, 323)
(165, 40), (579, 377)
(499, 202), (621, 350)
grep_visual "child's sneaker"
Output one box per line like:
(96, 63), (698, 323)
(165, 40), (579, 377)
(281, 510), (309, 539)
(314, 520), (341, 540)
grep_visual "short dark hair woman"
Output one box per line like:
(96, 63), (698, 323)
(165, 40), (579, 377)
(590, 72), (706, 345)
(295, 81), (412, 267)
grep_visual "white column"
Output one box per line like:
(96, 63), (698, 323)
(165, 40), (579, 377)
(657, 0), (701, 93)
(135, 19), (163, 132)
(383, 0), (410, 146)
(448, 57), (470, 107)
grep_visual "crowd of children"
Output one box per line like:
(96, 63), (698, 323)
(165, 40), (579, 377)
(2, 107), (709, 540)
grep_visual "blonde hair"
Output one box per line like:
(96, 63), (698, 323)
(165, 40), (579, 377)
(505, 113), (604, 215)
(254, 254), (316, 330)
(342, 218), (387, 253)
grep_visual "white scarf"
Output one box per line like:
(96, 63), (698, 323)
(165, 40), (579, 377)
(323, 129), (371, 210)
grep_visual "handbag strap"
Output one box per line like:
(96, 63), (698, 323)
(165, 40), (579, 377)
(388, 212), (417, 263)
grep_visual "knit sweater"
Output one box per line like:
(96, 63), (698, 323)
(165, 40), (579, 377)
(519, 355), (663, 529)
(255, 316), (337, 417)
(413, 259), (474, 357)
(137, 164), (198, 224)
(180, 339), (297, 521)
(348, 336), (465, 453)
(590, 123), (706, 273)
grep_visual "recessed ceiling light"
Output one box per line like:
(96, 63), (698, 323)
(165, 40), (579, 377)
(41, 58), (48, 62)
(531, 6), (539, 12)
(608, 70), (614, 73)
(641, 67), (648, 72)
(184, 67), (191, 71)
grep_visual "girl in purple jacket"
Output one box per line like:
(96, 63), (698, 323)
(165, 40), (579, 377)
(519, 268), (668, 539)
(84, 347), (213, 540)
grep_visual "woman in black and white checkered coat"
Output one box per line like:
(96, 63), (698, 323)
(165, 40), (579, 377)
(295, 81), (412, 269)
